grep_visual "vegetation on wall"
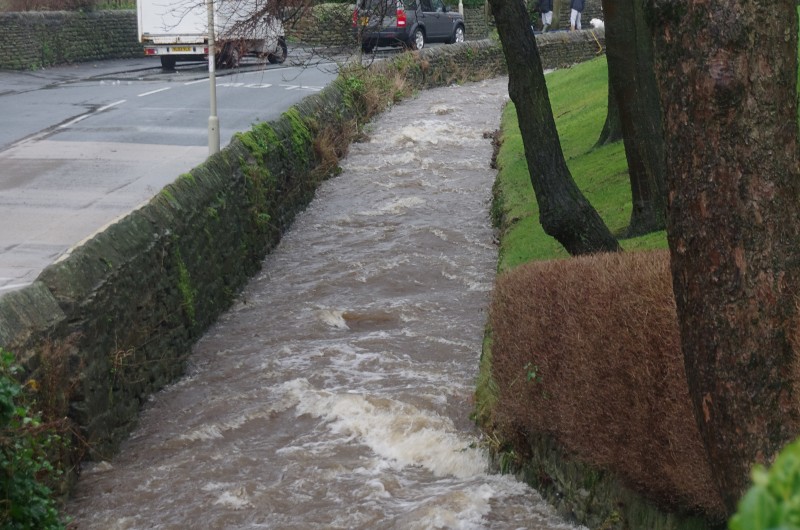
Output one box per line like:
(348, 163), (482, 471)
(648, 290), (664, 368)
(0, 351), (66, 529)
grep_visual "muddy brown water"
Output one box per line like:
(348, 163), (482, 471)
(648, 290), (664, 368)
(66, 76), (585, 530)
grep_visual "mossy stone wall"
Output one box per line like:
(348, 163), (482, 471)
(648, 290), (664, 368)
(493, 433), (724, 530)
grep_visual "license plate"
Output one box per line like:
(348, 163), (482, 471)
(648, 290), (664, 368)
(171, 46), (191, 52)
(360, 16), (369, 25)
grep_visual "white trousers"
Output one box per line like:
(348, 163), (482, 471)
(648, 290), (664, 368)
(541, 11), (552, 26)
(570, 8), (582, 29)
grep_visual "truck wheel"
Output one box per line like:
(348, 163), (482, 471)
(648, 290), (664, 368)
(160, 56), (176, 69)
(217, 43), (241, 69)
(267, 37), (288, 64)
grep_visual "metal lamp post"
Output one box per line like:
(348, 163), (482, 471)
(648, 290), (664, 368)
(206, 0), (220, 155)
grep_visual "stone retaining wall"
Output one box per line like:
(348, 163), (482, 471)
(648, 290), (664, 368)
(288, 3), (356, 48)
(497, 434), (723, 530)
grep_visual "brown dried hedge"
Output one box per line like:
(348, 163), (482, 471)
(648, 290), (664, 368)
(489, 249), (726, 518)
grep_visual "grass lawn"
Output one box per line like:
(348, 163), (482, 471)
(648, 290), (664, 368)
(492, 55), (668, 272)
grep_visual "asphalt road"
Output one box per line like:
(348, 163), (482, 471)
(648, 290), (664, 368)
(0, 53), (340, 294)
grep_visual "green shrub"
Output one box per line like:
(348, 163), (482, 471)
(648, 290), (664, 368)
(729, 438), (800, 530)
(0, 351), (64, 529)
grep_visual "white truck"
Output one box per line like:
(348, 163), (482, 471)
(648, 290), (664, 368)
(137, 0), (288, 69)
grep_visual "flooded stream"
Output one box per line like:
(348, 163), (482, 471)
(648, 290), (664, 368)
(66, 76), (585, 530)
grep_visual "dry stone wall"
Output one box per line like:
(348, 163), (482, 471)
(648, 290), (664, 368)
(0, 10), (141, 70)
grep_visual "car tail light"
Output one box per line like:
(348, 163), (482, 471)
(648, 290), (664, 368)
(396, 5), (406, 27)
(144, 48), (157, 55)
(352, 8), (359, 26)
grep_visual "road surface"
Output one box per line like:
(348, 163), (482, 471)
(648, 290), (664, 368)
(0, 54), (338, 294)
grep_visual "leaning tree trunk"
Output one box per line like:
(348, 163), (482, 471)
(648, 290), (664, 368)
(594, 67), (623, 147)
(488, 0), (621, 255)
(603, 0), (667, 237)
(647, 0), (800, 514)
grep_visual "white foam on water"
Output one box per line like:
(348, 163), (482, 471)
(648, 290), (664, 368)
(357, 196), (426, 217)
(430, 104), (457, 116)
(106, 517), (139, 530)
(279, 378), (486, 479)
(392, 121), (466, 147)
(177, 394), (298, 442)
(212, 487), (252, 509)
(346, 148), (416, 168)
(396, 484), (495, 529)
(316, 308), (349, 329)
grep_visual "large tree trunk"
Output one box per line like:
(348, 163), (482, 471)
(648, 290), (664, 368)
(489, 0), (621, 255)
(594, 67), (623, 147)
(647, 0), (800, 513)
(603, 0), (667, 237)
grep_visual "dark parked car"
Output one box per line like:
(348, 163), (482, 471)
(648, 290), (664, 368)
(353, 0), (465, 53)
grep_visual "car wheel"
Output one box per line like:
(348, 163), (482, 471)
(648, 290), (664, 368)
(408, 28), (425, 50)
(267, 37), (288, 64)
(160, 56), (176, 69)
(449, 25), (465, 44)
(361, 40), (375, 54)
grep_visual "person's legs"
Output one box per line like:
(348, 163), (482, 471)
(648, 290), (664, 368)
(570, 8), (578, 30)
(575, 11), (582, 29)
(543, 10), (552, 31)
